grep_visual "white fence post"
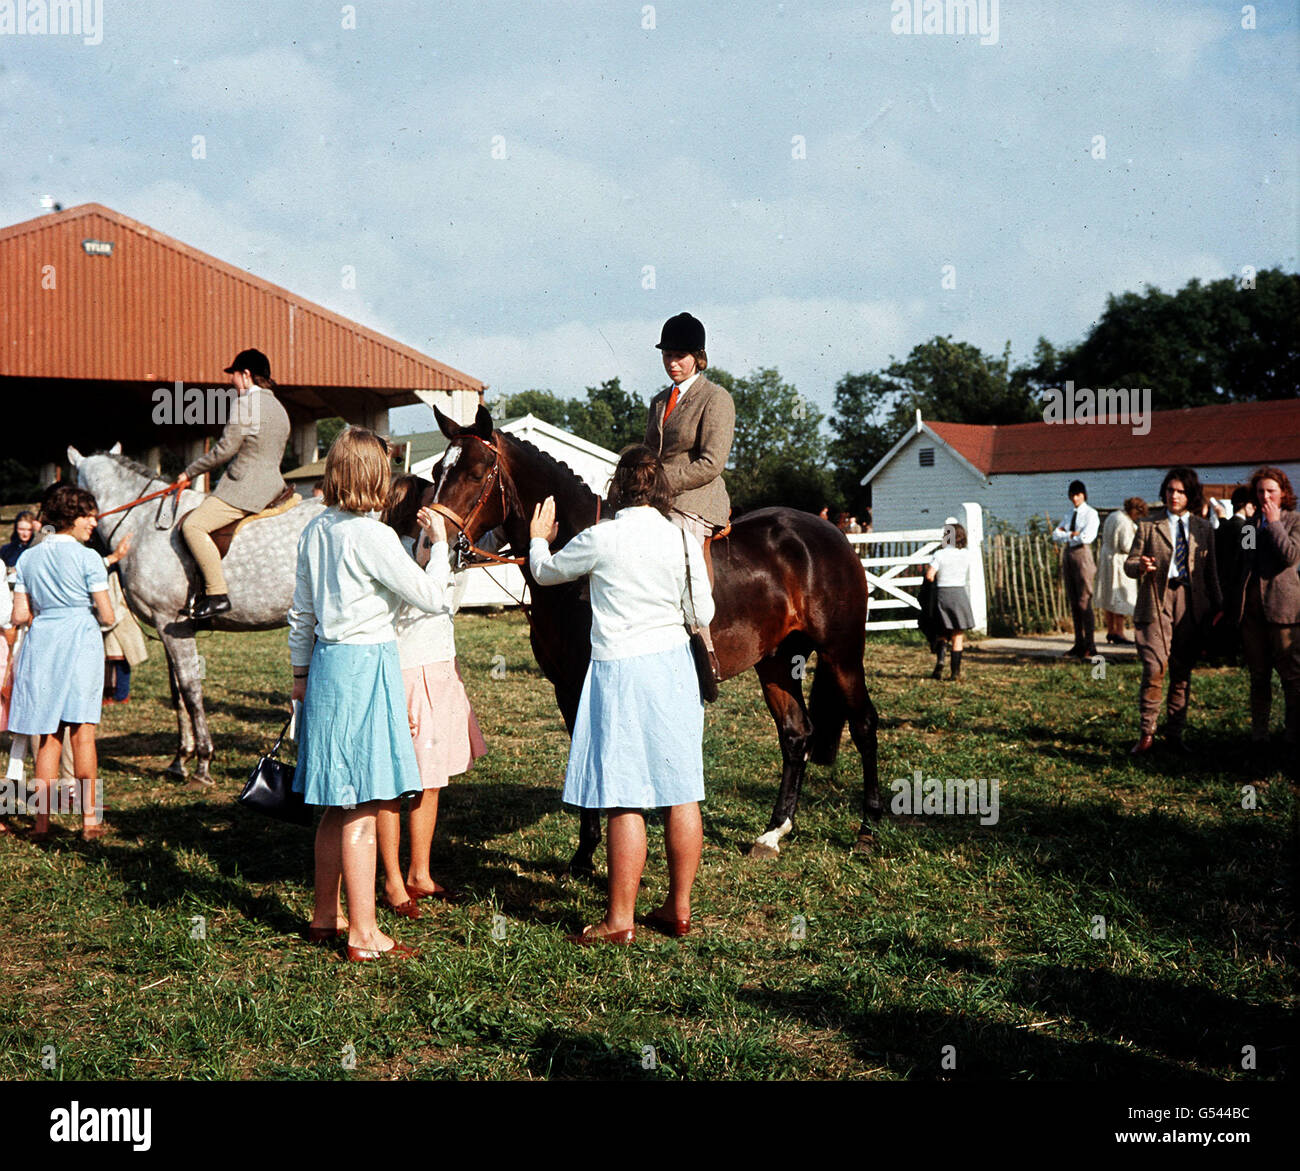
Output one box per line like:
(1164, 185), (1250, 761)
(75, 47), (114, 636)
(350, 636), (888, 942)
(851, 503), (987, 634)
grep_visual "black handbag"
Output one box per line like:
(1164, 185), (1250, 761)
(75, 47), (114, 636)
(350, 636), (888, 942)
(237, 714), (311, 826)
(681, 529), (719, 703)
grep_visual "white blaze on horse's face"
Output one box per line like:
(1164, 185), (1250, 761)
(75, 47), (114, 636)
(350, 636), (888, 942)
(435, 443), (461, 499)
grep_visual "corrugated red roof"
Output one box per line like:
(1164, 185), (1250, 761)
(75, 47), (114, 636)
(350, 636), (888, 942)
(929, 399), (1300, 476)
(0, 203), (483, 393)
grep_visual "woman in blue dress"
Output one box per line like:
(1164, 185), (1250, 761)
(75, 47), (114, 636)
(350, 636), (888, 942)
(528, 446), (715, 944)
(6, 485), (116, 841)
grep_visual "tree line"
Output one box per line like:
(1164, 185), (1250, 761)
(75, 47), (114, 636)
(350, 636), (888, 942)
(489, 269), (1298, 518)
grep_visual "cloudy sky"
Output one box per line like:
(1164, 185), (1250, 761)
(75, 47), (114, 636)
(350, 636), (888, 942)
(2, 0), (1295, 433)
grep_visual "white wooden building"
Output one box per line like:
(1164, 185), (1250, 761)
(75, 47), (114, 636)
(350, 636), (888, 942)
(863, 400), (1300, 531)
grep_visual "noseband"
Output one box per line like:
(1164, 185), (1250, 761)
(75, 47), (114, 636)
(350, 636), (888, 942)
(428, 434), (525, 569)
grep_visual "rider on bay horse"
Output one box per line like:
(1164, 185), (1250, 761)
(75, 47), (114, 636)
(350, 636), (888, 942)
(174, 348), (292, 620)
(644, 313), (734, 668)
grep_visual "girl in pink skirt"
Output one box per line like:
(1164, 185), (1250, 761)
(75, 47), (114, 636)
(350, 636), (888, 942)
(377, 475), (486, 916)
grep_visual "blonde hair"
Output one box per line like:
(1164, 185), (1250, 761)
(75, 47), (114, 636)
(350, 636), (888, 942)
(321, 427), (391, 514)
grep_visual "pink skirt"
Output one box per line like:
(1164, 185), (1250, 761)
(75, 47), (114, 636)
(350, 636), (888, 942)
(402, 659), (486, 790)
(0, 639), (9, 733)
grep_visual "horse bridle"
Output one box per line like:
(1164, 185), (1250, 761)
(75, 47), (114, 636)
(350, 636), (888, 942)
(97, 470), (185, 543)
(427, 434), (525, 570)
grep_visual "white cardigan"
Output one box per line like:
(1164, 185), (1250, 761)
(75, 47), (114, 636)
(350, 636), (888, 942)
(288, 507), (451, 668)
(529, 506), (715, 661)
(393, 534), (456, 668)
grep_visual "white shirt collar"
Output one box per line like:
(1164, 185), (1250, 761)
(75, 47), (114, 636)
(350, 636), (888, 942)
(672, 372), (700, 398)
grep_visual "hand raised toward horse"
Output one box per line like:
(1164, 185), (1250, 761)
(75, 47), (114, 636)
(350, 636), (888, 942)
(107, 531), (132, 567)
(416, 506), (447, 545)
(530, 497), (559, 544)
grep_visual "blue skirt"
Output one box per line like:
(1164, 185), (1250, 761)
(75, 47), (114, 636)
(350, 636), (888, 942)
(8, 610), (104, 735)
(293, 641), (421, 807)
(563, 641), (705, 810)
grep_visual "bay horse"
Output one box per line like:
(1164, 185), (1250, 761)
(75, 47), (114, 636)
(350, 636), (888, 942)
(429, 406), (882, 874)
(70, 446), (324, 786)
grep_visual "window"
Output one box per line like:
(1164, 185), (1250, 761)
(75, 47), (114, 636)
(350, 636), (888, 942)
(918, 447), (935, 467)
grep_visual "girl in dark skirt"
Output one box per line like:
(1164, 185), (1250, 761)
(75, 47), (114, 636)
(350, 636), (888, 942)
(925, 520), (974, 680)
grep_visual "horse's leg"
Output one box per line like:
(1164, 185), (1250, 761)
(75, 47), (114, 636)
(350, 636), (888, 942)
(817, 648), (882, 855)
(749, 649), (815, 860)
(161, 628), (214, 788)
(164, 645), (194, 779)
(553, 676), (602, 879)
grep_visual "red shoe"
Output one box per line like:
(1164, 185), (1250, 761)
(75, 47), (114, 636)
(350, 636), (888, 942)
(385, 897), (421, 920)
(1130, 734), (1154, 755)
(642, 908), (690, 938)
(346, 940), (420, 962)
(566, 924), (636, 946)
(303, 925), (346, 944)
(404, 883), (460, 904)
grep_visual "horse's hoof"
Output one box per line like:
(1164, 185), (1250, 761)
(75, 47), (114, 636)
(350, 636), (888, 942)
(851, 835), (875, 856)
(165, 761), (187, 780)
(748, 842), (780, 861)
(184, 777), (215, 793)
(565, 857), (598, 882)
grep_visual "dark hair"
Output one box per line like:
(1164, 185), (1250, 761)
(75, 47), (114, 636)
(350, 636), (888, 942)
(1068, 480), (1087, 498)
(384, 474), (433, 539)
(1160, 467), (1203, 513)
(1123, 496), (1148, 520)
(8, 510), (37, 542)
(40, 484), (98, 531)
(1249, 465), (1297, 512)
(947, 522), (968, 549)
(1230, 485), (1253, 512)
(608, 445), (672, 516)
(251, 374), (276, 391)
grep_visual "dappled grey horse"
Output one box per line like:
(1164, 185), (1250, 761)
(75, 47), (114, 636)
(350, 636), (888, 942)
(70, 446), (324, 786)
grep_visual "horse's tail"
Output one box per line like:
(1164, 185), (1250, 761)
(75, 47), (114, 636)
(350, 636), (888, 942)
(808, 650), (847, 766)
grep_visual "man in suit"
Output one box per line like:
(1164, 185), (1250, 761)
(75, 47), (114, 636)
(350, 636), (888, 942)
(1124, 466), (1222, 754)
(175, 349), (292, 619)
(1234, 466), (1300, 752)
(1051, 479), (1099, 658)
(643, 313), (735, 544)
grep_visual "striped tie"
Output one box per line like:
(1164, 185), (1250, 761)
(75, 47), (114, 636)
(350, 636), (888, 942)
(1175, 518), (1189, 580)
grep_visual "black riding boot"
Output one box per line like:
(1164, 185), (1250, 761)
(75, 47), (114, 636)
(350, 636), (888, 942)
(931, 642), (946, 680)
(950, 650), (963, 680)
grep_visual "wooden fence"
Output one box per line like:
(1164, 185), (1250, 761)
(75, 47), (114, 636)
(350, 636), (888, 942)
(982, 531), (1097, 635)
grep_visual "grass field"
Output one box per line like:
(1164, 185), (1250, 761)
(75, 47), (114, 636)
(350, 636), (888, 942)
(0, 612), (1292, 1081)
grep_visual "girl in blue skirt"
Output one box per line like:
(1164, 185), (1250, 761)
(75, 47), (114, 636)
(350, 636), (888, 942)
(6, 485), (116, 841)
(289, 428), (453, 962)
(529, 446), (715, 944)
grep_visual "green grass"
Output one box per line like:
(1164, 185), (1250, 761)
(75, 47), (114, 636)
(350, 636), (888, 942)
(0, 613), (1292, 1080)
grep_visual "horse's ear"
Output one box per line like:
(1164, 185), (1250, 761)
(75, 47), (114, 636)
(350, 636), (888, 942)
(433, 405), (461, 440)
(67, 446), (83, 468)
(109, 442), (122, 455)
(471, 404), (494, 440)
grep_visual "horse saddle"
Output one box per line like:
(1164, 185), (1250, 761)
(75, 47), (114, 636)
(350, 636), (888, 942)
(201, 486), (303, 558)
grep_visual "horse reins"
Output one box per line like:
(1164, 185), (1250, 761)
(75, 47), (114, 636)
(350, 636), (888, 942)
(97, 477), (185, 543)
(427, 435), (528, 570)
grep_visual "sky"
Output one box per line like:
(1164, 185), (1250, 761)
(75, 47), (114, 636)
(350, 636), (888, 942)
(2, 0), (1296, 435)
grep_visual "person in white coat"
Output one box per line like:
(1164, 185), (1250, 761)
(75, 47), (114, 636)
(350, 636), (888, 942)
(528, 446), (715, 945)
(1096, 497), (1147, 644)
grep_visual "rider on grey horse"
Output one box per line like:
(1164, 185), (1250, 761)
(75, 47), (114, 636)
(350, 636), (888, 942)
(174, 348), (292, 620)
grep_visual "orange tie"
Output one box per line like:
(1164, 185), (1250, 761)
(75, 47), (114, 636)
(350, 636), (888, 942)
(663, 384), (680, 422)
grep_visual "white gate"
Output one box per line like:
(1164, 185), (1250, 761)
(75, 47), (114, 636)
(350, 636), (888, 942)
(847, 502), (987, 634)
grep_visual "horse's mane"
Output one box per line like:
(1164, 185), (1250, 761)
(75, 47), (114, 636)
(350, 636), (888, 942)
(102, 451), (167, 485)
(500, 433), (601, 519)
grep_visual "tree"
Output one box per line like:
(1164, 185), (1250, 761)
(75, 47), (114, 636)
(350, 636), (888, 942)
(490, 389), (569, 428)
(881, 336), (1040, 433)
(565, 377), (648, 452)
(1030, 269), (1299, 407)
(828, 372), (895, 516)
(712, 367), (838, 514)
